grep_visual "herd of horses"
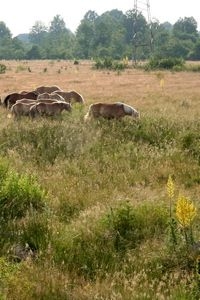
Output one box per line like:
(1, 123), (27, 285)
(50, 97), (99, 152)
(0, 85), (140, 121)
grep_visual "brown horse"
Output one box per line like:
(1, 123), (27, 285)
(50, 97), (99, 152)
(84, 102), (140, 121)
(3, 91), (38, 109)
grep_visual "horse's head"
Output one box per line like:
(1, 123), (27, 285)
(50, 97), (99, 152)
(132, 108), (140, 119)
(123, 103), (140, 119)
(62, 102), (72, 112)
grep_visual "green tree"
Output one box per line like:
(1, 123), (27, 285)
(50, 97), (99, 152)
(151, 22), (171, 58)
(11, 37), (26, 59)
(26, 44), (46, 59)
(47, 15), (75, 59)
(93, 10), (126, 58)
(29, 21), (48, 45)
(188, 39), (200, 60)
(75, 10), (98, 58)
(0, 21), (12, 40)
(173, 17), (198, 42)
(164, 38), (192, 58)
(124, 9), (150, 60)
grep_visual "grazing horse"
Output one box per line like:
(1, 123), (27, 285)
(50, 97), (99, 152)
(36, 99), (60, 104)
(3, 91), (38, 109)
(84, 102), (140, 121)
(35, 85), (62, 94)
(16, 98), (37, 105)
(52, 90), (85, 104)
(37, 92), (65, 102)
(30, 101), (72, 118)
(11, 102), (36, 118)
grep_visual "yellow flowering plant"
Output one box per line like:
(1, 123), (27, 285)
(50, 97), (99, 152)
(167, 175), (175, 218)
(166, 175), (197, 248)
(176, 195), (197, 228)
(167, 175), (175, 200)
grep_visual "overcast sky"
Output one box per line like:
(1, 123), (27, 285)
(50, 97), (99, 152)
(1, 0), (199, 36)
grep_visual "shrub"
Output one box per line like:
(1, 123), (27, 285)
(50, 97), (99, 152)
(103, 201), (168, 252)
(19, 212), (53, 252)
(0, 64), (6, 74)
(0, 257), (19, 295)
(0, 171), (46, 221)
(94, 57), (127, 71)
(181, 131), (200, 163)
(144, 57), (185, 71)
(53, 201), (168, 278)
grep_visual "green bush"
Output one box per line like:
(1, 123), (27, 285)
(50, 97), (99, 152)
(181, 131), (200, 164)
(145, 57), (185, 70)
(53, 201), (168, 279)
(19, 212), (52, 252)
(103, 201), (168, 252)
(0, 257), (19, 295)
(0, 64), (6, 74)
(0, 171), (46, 221)
(94, 57), (127, 71)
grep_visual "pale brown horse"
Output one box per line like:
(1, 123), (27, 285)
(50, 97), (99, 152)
(30, 101), (72, 118)
(35, 85), (62, 94)
(16, 98), (37, 105)
(37, 92), (65, 102)
(52, 90), (85, 104)
(84, 102), (140, 121)
(11, 102), (37, 118)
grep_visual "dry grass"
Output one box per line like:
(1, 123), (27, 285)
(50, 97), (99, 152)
(1, 60), (200, 299)
(0, 59), (199, 120)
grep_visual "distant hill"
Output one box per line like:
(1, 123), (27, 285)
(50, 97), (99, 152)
(16, 33), (30, 43)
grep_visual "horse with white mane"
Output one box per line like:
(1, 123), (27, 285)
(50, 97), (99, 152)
(84, 102), (139, 121)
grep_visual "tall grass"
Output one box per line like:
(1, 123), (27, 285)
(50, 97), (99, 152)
(0, 106), (200, 299)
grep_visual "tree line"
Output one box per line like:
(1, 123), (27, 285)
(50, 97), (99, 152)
(0, 9), (200, 61)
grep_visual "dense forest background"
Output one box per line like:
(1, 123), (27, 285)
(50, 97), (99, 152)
(0, 9), (200, 60)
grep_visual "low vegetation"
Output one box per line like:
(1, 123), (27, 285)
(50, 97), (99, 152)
(0, 61), (200, 299)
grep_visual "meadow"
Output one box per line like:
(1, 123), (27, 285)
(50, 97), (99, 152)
(0, 59), (200, 299)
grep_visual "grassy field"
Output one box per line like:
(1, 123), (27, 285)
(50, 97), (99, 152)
(0, 60), (200, 299)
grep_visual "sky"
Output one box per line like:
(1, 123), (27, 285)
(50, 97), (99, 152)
(0, 0), (200, 37)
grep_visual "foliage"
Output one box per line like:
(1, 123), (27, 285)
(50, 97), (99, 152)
(103, 201), (167, 252)
(0, 167), (46, 221)
(18, 212), (53, 252)
(176, 195), (197, 228)
(94, 57), (128, 70)
(166, 176), (198, 252)
(144, 57), (185, 70)
(0, 9), (200, 60)
(181, 130), (200, 163)
(53, 201), (168, 279)
(0, 63), (6, 74)
(0, 86), (200, 298)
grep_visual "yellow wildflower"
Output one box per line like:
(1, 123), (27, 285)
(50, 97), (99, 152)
(160, 79), (165, 89)
(167, 175), (175, 199)
(176, 195), (197, 227)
